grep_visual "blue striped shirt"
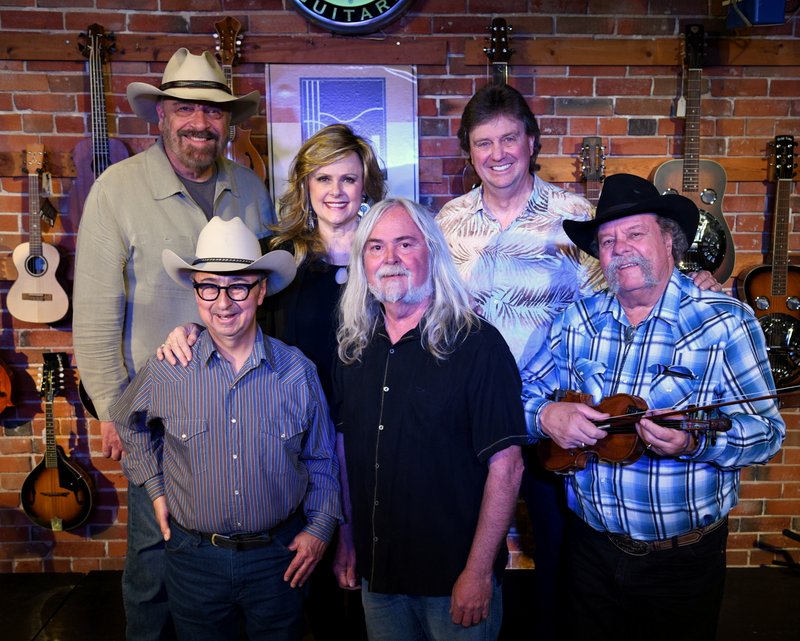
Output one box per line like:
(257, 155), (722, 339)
(523, 270), (785, 540)
(112, 328), (341, 542)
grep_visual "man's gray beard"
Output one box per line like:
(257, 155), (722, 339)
(606, 255), (658, 294)
(369, 273), (433, 305)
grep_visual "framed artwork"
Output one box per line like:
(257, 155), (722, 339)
(266, 64), (418, 207)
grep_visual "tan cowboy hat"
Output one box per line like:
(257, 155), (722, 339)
(162, 217), (296, 296)
(563, 173), (699, 258)
(126, 48), (260, 125)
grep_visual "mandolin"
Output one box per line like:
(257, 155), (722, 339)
(739, 135), (800, 388)
(71, 24), (129, 214)
(21, 352), (95, 531)
(214, 16), (267, 181)
(579, 136), (606, 206)
(7, 146), (69, 324)
(653, 24), (735, 283)
(461, 17), (514, 193)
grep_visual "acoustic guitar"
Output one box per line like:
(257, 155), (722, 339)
(71, 24), (129, 214)
(461, 17), (514, 193)
(21, 352), (95, 531)
(579, 136), (606, 206)
(7, 146), (69, 324)
(653, 24), (735, 283)
(214, 16), (267, 181)
(739, 135), (800, 388)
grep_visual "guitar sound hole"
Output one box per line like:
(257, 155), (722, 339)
(676, 210), (726, 275)
(760, 313), (800, 387)
(25, 255), (48, 277)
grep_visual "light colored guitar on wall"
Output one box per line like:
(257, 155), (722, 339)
(7, 145), (69, 324)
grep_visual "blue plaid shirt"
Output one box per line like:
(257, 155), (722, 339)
(523, 270), (785, 540)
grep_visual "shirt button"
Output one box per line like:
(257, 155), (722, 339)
(373, 536), (378, 542)
(378, 424), (384, 431)
(383, 386), (389, 392)
(181, 434), (187, 440)
(375, 500), (380, 506)
(232, 454), (238, 460)
(375, 463), (380, 469)
(234, 490), (240, 496)
(389, 349), (395, 354)
(231, 418), (237, 424)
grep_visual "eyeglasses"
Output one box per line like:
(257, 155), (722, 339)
(192, 281), (261, 301)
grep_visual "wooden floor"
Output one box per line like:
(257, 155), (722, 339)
(3, 566), (798, 641)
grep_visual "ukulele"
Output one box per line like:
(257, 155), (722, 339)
(739, 135), (800, 388)
(653, 24), (735, 283)
(72, 24), (129, 214)
(7, 146), (69, 324)
(214, 16), (267, 181)
(461, 17), (514, 193)
(21, 353), (95, 531)
(579, 136), (606, 206)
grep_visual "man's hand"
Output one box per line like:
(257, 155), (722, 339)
(450, 567), (492, 627)
(691, 270), (722, 292)
(100, 420), (126, 460)
(539, 401), (609, 450)
(284, 531), (328, 588)
(332, 524), (360, 590)
(153, 495), (171, 541)
(636, 415), (697, 457)
(156, 323), (203, 366)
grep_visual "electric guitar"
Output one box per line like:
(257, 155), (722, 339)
(21, 352), (95, 531)
(739, 135), (800, 387)
(462, 17), (514, 193)
(580, 136), (606, 206)
(214, 16), (267, 181)
(7, 146), (69, 324)
(653, 24), (735, 282)
(72, 24), (129, 214)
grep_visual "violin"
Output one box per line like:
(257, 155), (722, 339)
(536, 390), (732, 474)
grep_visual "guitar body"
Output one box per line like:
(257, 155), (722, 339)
(226, 126), (267, 181)
(653, 157), (735, 281)
(71, 136), (129, 213)
(7, 241), (69, 324)
(21, 446), (95, 531)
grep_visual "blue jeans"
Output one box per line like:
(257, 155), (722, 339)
(122, 482), (176, 641)
(360, 578), (503, 641)
(164, 513), (308, 641)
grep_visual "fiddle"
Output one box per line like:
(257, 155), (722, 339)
(536, 390), (732, 474)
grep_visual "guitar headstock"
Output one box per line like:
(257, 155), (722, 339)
(684, 24), (706, 70)
(770, 135), (798, 182)
(214, 16), (243, 68)
(580, 136), (606, 183)
(484, 18), (513, 65)
(78, 23), (115, 62)
(24, 144), (45, 175)
(39, 352), (68, 400)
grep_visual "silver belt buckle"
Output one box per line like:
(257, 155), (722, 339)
(608, 533), (650, 556)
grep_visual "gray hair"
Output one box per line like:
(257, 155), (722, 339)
(336, 198), (479, 364)
(590, 214), (690, 263)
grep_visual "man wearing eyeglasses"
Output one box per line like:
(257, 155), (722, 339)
(111, 217), (341, 641)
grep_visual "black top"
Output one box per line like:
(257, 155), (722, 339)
(332, 318), (529, 596)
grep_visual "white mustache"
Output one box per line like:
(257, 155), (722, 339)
(376, 265), (412, 279)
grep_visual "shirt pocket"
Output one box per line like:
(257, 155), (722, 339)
(167, 419), (209, 475)
(572, 357), (608, 401)
(261, 418), (306, 459)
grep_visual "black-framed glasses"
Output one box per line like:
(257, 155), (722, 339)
(192, 281), (261, 302)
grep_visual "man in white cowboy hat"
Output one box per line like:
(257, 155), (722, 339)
(524, 173), (785, 641)
(112, 217), (341, 641)
(72, 47), (276, 641)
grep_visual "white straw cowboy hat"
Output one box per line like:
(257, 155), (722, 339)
(126, 48), (260, 125)
(162, 217), (296, 296)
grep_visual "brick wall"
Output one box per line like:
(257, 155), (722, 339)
(1, 1), (799, 572)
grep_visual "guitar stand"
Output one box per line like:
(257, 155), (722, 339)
(756, 529), (800, 573)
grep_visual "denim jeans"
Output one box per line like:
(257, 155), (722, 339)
(122, 482), (176, 641)
(360, 578), (503, 641)
(164, 512), (308, 641)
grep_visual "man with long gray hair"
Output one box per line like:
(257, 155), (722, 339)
(331, 198), (528, 641)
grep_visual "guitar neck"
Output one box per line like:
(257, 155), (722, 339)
(492, 62), (508, 86)
(222, 64), (236, 140)
(28, 172), (42, 257)
(771, 177), (792, 296)
(44, 395), (58, 468)
(682, 68), (702, 193)
(89, 36), (111, 177)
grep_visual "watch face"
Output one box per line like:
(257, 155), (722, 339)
(291, 0), (414, 35)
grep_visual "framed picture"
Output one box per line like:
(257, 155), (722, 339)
(266, 64), (418, 208)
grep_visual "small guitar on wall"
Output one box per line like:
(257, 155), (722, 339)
(653, 24), (735, 283)
(71, 24), (129, 215)
(21, 352), (95, 531)
(580, 136), (606, 206)
(739, 135), (800, 388)
(214, 16), (267, 181)
(462, 17), (514, 193)
(7, 145), (69, 324)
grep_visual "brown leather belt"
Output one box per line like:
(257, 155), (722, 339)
(607, 518), (727, 556)
(173, 510), (303, 551)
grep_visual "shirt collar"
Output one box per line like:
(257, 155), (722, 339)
(605, 269), (684, 329)
(196, 325), (274, 370)
(148, 138), (235, 202)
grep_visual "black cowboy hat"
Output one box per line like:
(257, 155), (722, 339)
(563, 173), (699, 258)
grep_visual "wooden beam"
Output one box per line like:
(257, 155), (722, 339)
(465, 37), (800, 67)
(1, 32), (446, 65)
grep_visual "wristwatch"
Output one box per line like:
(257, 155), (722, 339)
(290, 0), (415, 35)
